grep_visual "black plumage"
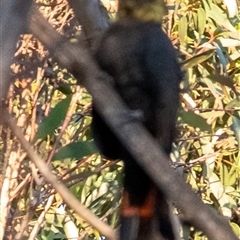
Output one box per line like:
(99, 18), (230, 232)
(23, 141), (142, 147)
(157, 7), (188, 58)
(91, 19), (182, 240)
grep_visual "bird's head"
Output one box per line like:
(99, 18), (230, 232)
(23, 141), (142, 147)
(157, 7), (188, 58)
(117, 0), (166, 23)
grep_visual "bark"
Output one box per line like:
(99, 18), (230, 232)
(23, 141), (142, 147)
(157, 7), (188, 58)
(0, 1), (238, 239)
(0, 0), (32, 106)
(27, 5), (238, 240)
(67, 0), (109, 50)
(0, 1), (32, 239)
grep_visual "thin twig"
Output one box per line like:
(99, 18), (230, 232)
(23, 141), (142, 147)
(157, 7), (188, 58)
(27, 5), (238, 240)
(3, 108), (117, 240)
(28, 195), (55, 240)
(46, 86), (82, 164)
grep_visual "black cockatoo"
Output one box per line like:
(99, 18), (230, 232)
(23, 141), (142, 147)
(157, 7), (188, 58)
(91, 1), (182, 239)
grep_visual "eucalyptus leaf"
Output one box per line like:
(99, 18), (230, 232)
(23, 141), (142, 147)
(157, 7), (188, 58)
(197, 8), (206, 42)
(199, 111), (224, 119)
(221, 164), (236, 186)
(209, 4), (236, 32)
(34, 95), (72, 141)
(52, 141), (98, 161)
(57, 82), (73, 95)
(231, 115), (240, 146)
(201, 77), (220, 98)
(182, 49), (215, 69)
(179, 111), (211, 132)
(231, 222), (240, 237)
(213, 42), (228, 70)
(223, 0), (238, 18)
(202, 0), (211, 18)
(208, 172), (233, 217)
(226, 99), (240, 108)
(210, 73), (234, 89)
(178, 15), (187, 44)
(218, 38), (240, 47)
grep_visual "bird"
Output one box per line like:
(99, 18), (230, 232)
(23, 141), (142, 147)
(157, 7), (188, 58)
(91, 0), (183, 239)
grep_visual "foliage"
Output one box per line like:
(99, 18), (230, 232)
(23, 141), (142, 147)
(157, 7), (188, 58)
(169, 0), (240, 238)
(1, 1), (121, 239)
(1, 0), (240, 239)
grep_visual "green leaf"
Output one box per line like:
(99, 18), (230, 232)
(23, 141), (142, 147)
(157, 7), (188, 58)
(217, 38), (240, 48)
(231, 222), (240, 237)
(192, 12), (198, 29)
(178, 15), (188, 44)
(214, 42), (228, 70)
(57, 82), (73, 95)
(208, 172), (233, 217)
(182, 49), (215, 69)
(52, 141), (98, 161)
(197, 8), (206, 42)
(231, 116), (240, 146)
(34, 95), (72, 141)
(220, 164), (236, 186)
(208, 4), (236, 32)
(210, 74), (234, 89)
(202, 0), (212, 20)
(226, 99), (240, 108)
(200, 111), (224, 119)
(179, 111), (211, 132)
(201, 77), (219, 97)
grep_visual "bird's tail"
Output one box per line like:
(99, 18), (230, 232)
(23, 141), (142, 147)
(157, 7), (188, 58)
(119, 187), (179, 240)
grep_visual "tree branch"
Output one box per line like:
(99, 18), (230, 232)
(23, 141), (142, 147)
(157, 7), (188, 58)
(67, 0), (109, 50)
(26, 4), (238, 240)
(0, 1), (33, 238)
(2, 108), (117, 240)
(0, 0), (32, 111)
